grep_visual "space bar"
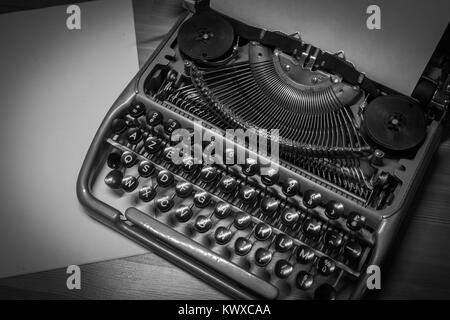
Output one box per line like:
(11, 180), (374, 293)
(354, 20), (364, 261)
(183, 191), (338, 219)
(125, 208), (279, 300)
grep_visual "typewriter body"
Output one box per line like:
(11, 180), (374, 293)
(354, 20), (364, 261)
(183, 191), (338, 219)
(77, 1), (450, 299)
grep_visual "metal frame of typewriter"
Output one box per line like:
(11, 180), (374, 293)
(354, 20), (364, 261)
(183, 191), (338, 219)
(77, 6), (448, 299)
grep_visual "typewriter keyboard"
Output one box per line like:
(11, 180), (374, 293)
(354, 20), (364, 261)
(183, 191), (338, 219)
(91, 99), (374, 300)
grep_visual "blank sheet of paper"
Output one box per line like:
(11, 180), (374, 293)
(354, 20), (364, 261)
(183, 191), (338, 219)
(212, 0), (449, 95)
(0, 0), (147, 278)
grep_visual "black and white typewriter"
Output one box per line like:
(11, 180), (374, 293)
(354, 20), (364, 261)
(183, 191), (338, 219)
(77, 0), (450, 299)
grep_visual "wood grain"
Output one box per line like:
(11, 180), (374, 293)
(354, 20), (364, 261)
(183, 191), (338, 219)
(0, 0), (449, 300)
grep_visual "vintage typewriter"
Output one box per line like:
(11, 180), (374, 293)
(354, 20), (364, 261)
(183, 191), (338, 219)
(77, 0), (450, 299)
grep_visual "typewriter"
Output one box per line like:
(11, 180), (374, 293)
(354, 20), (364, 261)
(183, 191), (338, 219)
(77, 0), (450, 299)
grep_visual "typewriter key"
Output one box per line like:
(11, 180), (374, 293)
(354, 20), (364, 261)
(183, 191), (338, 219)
(324, 230), (343, 249)
(238, 186), (257, 204)
(314, 283), (336, 300)
(163, 147), (178, 163)
(156, 195), (174, 212)
(199, 166), (218, 182)
(193, 191), (211, 208)
(181, 156), (198, 173)
(233, 212), (252, 230)
(274, 234), (293, 252)
(111, 118), (127, 134)
(104, 170), (123, 189)
(127, 128), (143, 145)
(281, 210), (300, 226)
(344, 241), (363, 261)
(146, 110), (163, 126)
(195, 215), (213, 233)
(274, 260), (293, 279)
(214, 202), (232, 219)
(107, 151), (122, 169)
(255, 248), (273, 267)
(282, 178), (300, 197)
(260, 198), (279, 216)
(138, 160), (155, 177)
(128, 103), (145, 118)
(254, 223), (273, 241)
(324, 200), (344, 220)
(234, 237), (253, 256)
(175, 205), (193, 222)
(296, 245), (315, 264)
(175, 181), (193, 198)
(317, 257), (336, 276)
(139, 185), (156, 202)
(164, 118), (181, 135)
(121, 175), (139, 192)
(296, 271), (314, 290)
(215, 226), (233, 245)
(144, 137), (162, 154)
(121, 151), (136, 168)
(157, 170), (174, 187)
(261, 167), (279, 186)
(303, 190), (322, 208)
(242, 158), (259, 176)
(302, 218), (322, 239)
(346, 212), (366, 231)
(219, 176), (238, 193)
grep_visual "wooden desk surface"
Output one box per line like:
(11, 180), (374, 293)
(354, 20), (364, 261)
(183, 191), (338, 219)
(1, 0), (450, 300)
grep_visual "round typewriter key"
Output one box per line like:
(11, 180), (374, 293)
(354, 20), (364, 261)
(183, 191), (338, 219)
(111, 118), (127, 134)
(317, 257), (336, 276)
(128, 103), (145, 118)
(144, 137), (162, 154)
(157, 170), (174, 187)
(193, 191), (211, 208)
(121, 151), (136, 168)
(163, 147), (178, 163)
(274, 260), (293, 279)
(296, 271), (314, 290)
(344, 241), (363, 261)
(302, 218), (322, 239)
(234, 237), (253, 256)
(127, 128), (143, 145)
(254, 248), (273, 267)
(282, 178), (300, 197)
(241, 158), (259, 176)
(181, 156), (198, 173)
(233, 212), (252, 230)
(281, 210), (300, 226)
(107, 151), (122, 169)
(238, 186), (257, 204)
(346, 212), (366, 231)
(274, 234), (293, 252)
(219, 176), (237, 194)
(260, 198), (280, 216)
(121, 175), (139, 192)
(254, 223), (272, 241)
(324, 230), (343, 249)
(324, 200), (344, 220)
(199, 166), (218, 182)
(214, 202), (232, 219)
(195, 215), (212, 233)
(164, 118), (181, 135)
(296, 245), (315, 264)
(175, 181), (193, 198)
(261, 167), (279, 186)
(314, 283), (336, 300)
(104, 170), (123, 189)
(215, 226), (233, 245)
(139, 185), (156, 202)
(302, 190), (322, 208)
(138, 160), (155, 177)
(156, 195), (174, 212)
(175, 205), (193, 222)
(146, 110), (163, 126)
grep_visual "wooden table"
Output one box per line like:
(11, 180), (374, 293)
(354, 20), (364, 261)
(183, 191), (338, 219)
(1, 0), (450, 300)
